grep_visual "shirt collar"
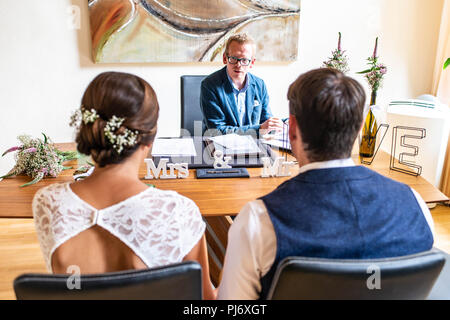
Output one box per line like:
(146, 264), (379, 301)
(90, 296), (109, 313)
(297, 158), (356, 175)
(226, 68), (249, 93)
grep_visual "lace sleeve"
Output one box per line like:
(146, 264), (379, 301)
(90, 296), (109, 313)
(32, 186), (55, 271)
(31, 183), (95, 272)
(178, 196), (206, 258)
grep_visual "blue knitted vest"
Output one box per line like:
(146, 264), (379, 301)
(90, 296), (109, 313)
(259, 166), (433, 299)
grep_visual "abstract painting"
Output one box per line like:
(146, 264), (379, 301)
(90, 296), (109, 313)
(88, 0), (301, 63)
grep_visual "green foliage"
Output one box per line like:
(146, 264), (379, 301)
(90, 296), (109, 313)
(444, 58), (450, 70)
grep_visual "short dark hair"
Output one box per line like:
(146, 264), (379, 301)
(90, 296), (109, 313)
(76, 71), (159, 167)
(287, 68), (366, 161)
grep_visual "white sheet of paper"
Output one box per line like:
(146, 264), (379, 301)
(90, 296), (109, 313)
(151, 138), (197, 157)
(261, 123), (290, 150)
(261, 138), (291, 150)
(209, 134), (259, 152)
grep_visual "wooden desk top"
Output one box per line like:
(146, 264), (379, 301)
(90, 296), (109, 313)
(353, 151), (449, 204)
(0, 143), (447, 218)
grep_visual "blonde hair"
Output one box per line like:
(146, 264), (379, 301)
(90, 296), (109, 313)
(225, 33), (256, 56)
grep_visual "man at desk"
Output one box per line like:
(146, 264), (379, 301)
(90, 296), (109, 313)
(200, 33), (283, 136)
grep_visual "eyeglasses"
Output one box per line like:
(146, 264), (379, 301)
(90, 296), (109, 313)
(226, 55), (252, 66)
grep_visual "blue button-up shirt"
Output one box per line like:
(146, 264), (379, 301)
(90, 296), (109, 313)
(226, 71), (249, 126)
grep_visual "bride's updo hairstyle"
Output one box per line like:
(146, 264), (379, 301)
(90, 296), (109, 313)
(76, 72), (159, 167)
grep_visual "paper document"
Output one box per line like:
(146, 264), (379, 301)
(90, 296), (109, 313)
(261, 138), (291, 150)
(151, 138), (197, 157)
(208, 134), (260, 153)
(261, 126), (291, 150)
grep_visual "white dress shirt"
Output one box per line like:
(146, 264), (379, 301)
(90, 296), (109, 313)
(226, 70), (248, 126)
(217, 158), (435, 300)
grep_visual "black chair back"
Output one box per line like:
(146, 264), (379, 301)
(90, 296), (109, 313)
(14, 261), (202, 300)
(427, 249), (450, 300)
(180, 75), (207, 137)
(267, 249), (446, 300)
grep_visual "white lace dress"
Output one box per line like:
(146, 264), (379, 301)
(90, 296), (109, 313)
(32, 182), (206, 273)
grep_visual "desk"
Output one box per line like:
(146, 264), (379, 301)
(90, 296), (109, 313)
(0, 143), (448, 286)
(0, 143), (448, 219)
(352, 151), (449, 204)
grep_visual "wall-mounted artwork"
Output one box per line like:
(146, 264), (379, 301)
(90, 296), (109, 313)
(88, 0), (301, 63)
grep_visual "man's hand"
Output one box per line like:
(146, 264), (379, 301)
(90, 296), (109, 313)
(260, 117), (284, 132)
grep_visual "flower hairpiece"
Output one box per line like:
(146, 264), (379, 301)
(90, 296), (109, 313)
(69, 107), (139, 154)
(104, 115), (139, 154)
(69, 107), (98, 128)
(82, 108), (99, 124)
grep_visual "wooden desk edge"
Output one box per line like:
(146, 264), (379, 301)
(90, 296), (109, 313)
(1, 145), (448, 219)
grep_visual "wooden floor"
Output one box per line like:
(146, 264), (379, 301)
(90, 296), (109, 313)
(1, 204), (450, 300)
(430, 204), (450, 254)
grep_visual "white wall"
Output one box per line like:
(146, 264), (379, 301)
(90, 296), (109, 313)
(0, 0), (444, 176)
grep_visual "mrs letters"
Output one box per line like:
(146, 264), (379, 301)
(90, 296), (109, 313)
(144, 158), (189, 179)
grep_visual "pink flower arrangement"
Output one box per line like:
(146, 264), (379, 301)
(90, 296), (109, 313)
(358, 37), (388, 97)
(0, 133), (78, 187)
(322, 32), (350, 74)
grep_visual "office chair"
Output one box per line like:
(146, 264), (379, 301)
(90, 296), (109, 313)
(267, 248), (447, 300)
(180, 75), (207, 137)
(14, 261), (202, 300)
(427, 249), (450, 300)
